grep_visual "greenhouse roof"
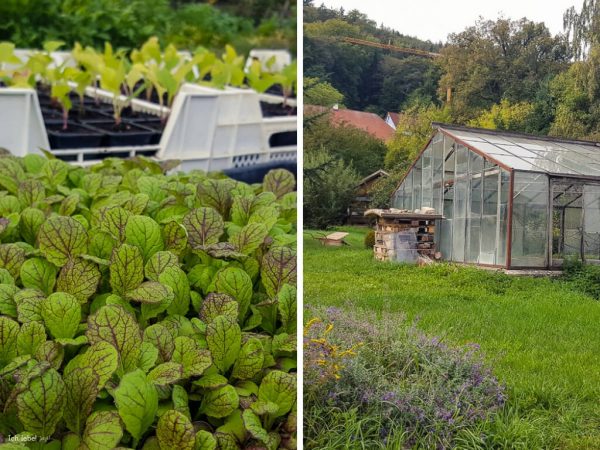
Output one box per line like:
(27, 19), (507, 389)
(434, 123), (600, 178)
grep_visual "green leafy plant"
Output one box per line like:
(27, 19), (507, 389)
(273, 60), (297, 107)
(0, 155), (297, 448)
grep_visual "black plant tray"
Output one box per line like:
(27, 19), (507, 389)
(46, 122), (105, 149)
(83, 120), (155, 147)
(260, 101), (297, 117)
(127, 117), (165, 145)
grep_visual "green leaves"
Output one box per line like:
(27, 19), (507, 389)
(156, 410), (196, 450)
(257, 370), (296, 418)
(114, 369), (158, 441)
(206, 315), (241, 373)
(86, 305), (142, 374)
(183, 207), (224, 249)
(41, 293), (81, 339)
(16, 368), (66, 436)
(38, 216), (88, 266)
(110, 244), (144, 295)
(0, 154), (296, 447)
(263, 169), (296, 199)
(125, 215), (164, 261)
(20, 258), (57, 295)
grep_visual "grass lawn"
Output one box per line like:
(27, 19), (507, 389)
(304, 226), (600, 449)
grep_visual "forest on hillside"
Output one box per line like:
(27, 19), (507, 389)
(304, 0), (600, 228)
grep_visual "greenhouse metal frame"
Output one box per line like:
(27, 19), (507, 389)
(391, 123), (600, 269)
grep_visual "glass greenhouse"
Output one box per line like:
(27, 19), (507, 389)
(391, 124), (600, 268)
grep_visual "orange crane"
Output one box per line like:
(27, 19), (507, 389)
(340, 37), (451, 102)
(341, 37), (441, 59)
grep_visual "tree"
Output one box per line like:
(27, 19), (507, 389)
(468, 99), (535, 132)
(304, 118), (387, 177)
(304, 150), (359, 229)
(304, 77), (344, 107)
(437, 17), (569, 122)
(385, 104), (451, 170)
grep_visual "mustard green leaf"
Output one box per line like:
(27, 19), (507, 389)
(242, 409), (269, 444)
(199, 293), (238, 324)
(147, 362), (183, 386)
(114, 369), (158, 441)
(261, 247), (297, 298)
(248, 206), (279, 232)
(172, 336), (212, 378)
(195, 430), (217, 450)
(59, 194), (80, 216)
(0, 268), (14, 285)
(262, 169), (295, 199)
(16, 321), (46, 356)
(86, 305), (142, 374)
(277, 284), (296, 334)
(156, 409), (196, 450)
(110, 244), (144, 296)
(182, 207), (224, 249)
(213, 267), (252, 321)
(199, 384), (239, 418)
(231, 196), (254, 226)
(196, 179), (234, 218)
(159, 266), (190, 316)
(125, 215), (164, 261)
(0, 284), (18, 317)
(56, 257), (101, 303)
(231, 337), (264, 380)
(192, 373), (229, 390)
(14, 288), (45, 323)
(231, 222), (268, 255)
(214, 432), (238, 450)
(258, 370), (296, 418)
(144, 250), (179, 281)
(20, 258), (57, 295)
(144, 324), (175, 364)
(38, 216), (88, 266)
(17, 179), (45, 208)
(0, 244), (26, 279)
(16, 367), (65, 436)
(162, 221), (187, 255)
(0, 316), (20, 366)
(95, 206), (131, 243)
(66, 341), (118, 391)
(63, 366), (100, 435)
(126, 281), (174, 304)
(88, 229), (117, 260)
(139, 341), (159, 373)
(41, 159), (69, 187)
(0, 158), (25, 194)
(82, 410), (123, 450)
(19, 208), (46, 245)
(205, 315), (241, 374)
(34, 341), (64, 370)
(172, 384), (190, 418)
(41, 292), (81, 339)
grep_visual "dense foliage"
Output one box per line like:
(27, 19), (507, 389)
(0, 154), (297, 448)
(305, 305), (505, 449)
(0, 0), (296, 53)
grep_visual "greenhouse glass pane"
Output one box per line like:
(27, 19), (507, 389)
(496, 169), (510, 266)
(511, 172), (549, 267)
(413, 156), (422, 210)
(433, 137), (444, 213)
(404, 171), (413, 211)
(584, 184), (600, 261)
(480, 166), (499, 264)
(422, 145), (433, 208)
(466, 151), (483, 263)
(453, 146), (469, 261)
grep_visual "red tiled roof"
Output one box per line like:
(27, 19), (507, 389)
(304, 105), (396, 142)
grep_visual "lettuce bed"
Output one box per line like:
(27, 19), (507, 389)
(0, 155), (297, 449)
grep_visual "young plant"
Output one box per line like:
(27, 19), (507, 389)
(97, 43), (130, 126)
(246, 59), (277, 94)
(273, 60), (297, 108)
(65, 66), (92, 117)
(72, 43), (103, 105)
(210, 45), (245, 89)
(46, 64), (73, 129)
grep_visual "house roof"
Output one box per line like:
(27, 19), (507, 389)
(386, 112), (400, 126)
(358, 169), (389, 186)
(304, 105), (396, 142)
(435, 123), (600, 177)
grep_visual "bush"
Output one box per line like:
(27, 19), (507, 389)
(304, 150), (359, 229)
(562, 257), (600, 299)
(364, 230), (375, 248)
(304, 305), (505, 449)
(0, 155), (297, 448)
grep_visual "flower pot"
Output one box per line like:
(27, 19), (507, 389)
(127, 117), (164, 144)
(83, 120), (155, 147)
(46, 121), (105, 149)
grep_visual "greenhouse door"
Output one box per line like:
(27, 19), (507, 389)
(582, 183), (600, 263)
(550, 180), (583, 266)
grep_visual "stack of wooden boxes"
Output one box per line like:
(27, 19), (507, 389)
(367, 210), (442, 263)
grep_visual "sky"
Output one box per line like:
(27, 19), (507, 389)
(318, 0), (580, 43)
